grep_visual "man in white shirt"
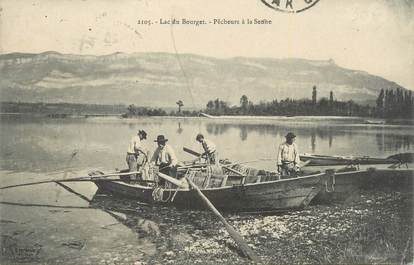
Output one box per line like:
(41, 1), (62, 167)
(126, 129), (147, 180)
(277, 132), (300, 178)
(196, 133), (218, 164)
(150, 135), (178, 185)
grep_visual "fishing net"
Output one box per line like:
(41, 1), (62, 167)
(229, 164), (279, 183)
(184, 165), (227, 188)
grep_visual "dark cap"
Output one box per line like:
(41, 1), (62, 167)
(196, 133), (204, 141)
(154, 135), (168, 143)
(138, 130), (147, 139)
(285, 132), (296, 139)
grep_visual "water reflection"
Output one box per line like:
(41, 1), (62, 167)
(329, 134), (333, 149)
(311, 133), (316, 152)
(206, 122), (343, 139)
(177, 122), (183, 134)
(376, 133), (412, 152)
(0, 175), (155, 264)
(206, 123), (230, 136)
(240, 127), (248, 141)
(1, 115), (413, 173)
(204, 121), (414, 156)
(0, 201), (154, 264)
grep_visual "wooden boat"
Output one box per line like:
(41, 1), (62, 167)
(364, 119), (385, 125)
(312, 166), (413, 203)
(93, 165), (328, 213)
(300, 152), (413, 167)
(199, 112), (217, 119)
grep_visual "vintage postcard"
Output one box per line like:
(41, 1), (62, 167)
(0, 0), (413, 264)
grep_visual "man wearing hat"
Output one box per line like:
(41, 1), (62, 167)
(276, 132), (300, 178)
(126, 129), (148, 180)
(150, 135), (178, 185)
(196, 133), (218, 164)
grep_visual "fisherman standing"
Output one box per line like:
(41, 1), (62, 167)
(126, 129), (148, 180)
(277, 132), (300, 177)
(196, 133), (218, 164)
(151, 135), (178, 184)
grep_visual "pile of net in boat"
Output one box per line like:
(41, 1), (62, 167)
(184, 165), (227, 188)
(177, 163), (281, 188)
(227, 164), (280, 183)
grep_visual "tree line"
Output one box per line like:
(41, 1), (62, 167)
(204, 87), (413, 118)
(9, 86), (409, 119)
(124, 87), (413, 118)
(205, 97), (372, 117)
(123, 104), (199, 117)
(376, 88), (413, 118)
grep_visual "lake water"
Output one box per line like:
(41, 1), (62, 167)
(0, 115), (413, 264)
(1, 115), (413, 173)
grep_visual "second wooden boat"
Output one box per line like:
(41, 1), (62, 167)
(300, 152), (414, 166)
(312, 166), (413, 203)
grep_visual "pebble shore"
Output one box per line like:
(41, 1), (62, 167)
(1, 190), (412, 265)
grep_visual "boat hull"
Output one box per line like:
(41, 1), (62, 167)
(313, 168), (413, 203)
(300, 154), (397, 166)
(94, 173), (326, 212)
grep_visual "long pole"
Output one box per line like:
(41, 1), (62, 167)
(185, 177), (261, 262)
(157, 172), (189, 188)
(0, 170), (141, 190)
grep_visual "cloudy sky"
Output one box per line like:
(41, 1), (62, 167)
(1, 0), (413, 89)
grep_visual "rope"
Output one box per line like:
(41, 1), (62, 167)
(152, 180), (174, 203)
(151, 187), (162, 202)
(171, 188), (180, 202)
(152, 187), (172, 203)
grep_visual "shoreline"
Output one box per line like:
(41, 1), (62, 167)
(1, 112), (412, 126)
(3, 188), (409, 264)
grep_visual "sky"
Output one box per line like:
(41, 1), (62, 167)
(1, 0), (413, 89)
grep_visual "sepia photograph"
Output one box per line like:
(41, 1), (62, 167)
(0, 0), (413, 264)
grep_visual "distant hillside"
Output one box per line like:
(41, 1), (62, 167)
(0, 52), (407, 107)
(0, 101), (127, 115)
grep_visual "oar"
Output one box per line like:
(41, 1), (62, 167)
(183, 147), (202, 157)
(299, 159), (312, 168)
(157, 172), (189, 189)
(185, 177), (261, 262)
(177, 163), (209, 170)
(0, 170), (141, 190)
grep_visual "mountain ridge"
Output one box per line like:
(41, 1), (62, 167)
(0, 51), (406, 107)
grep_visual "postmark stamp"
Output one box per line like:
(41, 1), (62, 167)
(260, 0), (320, 13)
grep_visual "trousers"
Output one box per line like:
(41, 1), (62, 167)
(126, 153), (139, 180)
(279, 162), (298, 179)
